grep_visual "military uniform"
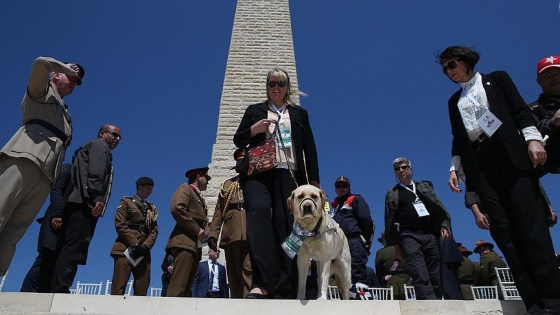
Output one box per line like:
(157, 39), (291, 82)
(110, 195), (158, 296)
(375, 245), (411, 300)
(165, 183), (208, 297)
(476, 252), (506, 288)
(208, 176), (252, 298)
(457, 256), (477, 300)
(0, 57), (80, 276)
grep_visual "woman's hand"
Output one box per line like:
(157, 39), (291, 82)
(250, 119), (276, 137)
(448, 171), (462, 193)
(470, 204), (490, 230)
(528, 140), (547, 168)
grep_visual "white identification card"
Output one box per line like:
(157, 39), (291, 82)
(413, 199), (430, 217)
(280, 127), (292, 148)
(477, 109), (502, 137)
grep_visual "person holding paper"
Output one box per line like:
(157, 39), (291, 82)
(110, 177), (158, 296)
(437, 46), (560, 314)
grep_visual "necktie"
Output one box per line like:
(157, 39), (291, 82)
(209, 261), (216, 289)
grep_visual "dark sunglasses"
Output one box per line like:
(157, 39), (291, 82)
(267, 80), (287, 88)
(539, 70), (560, 78)
(104, 130), (122, 139)
(442, 59), (459, 74)
(394, 165), (410, 171)
(335, 182), (349, 189)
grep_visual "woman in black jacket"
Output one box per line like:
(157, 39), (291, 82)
(234, 68), (320, 299)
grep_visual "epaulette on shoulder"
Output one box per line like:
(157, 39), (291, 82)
(123, 195), (134, 200)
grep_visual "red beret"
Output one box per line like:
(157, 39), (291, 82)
(185, 167), (211, 180)
(474, 240), (494, 254)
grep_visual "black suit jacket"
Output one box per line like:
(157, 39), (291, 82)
(36, 163), (72, 252)
(448, 71), (536, 191)
(234, 102), (320, 185)
(68, 138), (113, 207)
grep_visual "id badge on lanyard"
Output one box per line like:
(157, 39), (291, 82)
(476, 109), (501, 137)
(401, 182), (430, 217)
(269, 103), (292, 148)
(413, 199), (430, 217)
(280, 124), (292, 148)
(467, 91), (502, 137)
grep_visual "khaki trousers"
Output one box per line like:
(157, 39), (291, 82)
(166, 248), (200, 297)
(0, 156), (51, 275)
(223, 241), (252, 298)
(111, 255), (151, 296)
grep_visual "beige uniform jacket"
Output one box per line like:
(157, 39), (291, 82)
(208, 176), (247, 247)
(166, 184), (208, 253)
(110, 196), (158, 255)
(1, 57), (74, 183)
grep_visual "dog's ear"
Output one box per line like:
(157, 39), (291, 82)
(287, 191), (294, 214)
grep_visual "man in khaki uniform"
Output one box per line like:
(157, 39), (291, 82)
(166, 167), (210, 297)
(208, 149), (252, 298)
(110, 177), (158, 296)
(474, 240), (507, 289)
(375, 234), (412, 300)
(0, 57), (84, 276)
(457, 244), (477, 300)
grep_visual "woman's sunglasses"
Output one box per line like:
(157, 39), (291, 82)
(442, 59), (459, 74)
(267, 80), (287, 88)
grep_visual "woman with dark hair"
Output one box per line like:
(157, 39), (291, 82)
(234, 68), (320, 299)
(437, 46), (560, 314)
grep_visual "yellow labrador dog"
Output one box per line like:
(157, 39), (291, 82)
(287, 184), (352, 300)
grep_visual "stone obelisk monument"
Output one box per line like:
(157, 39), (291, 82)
(205, 0), (300, 219)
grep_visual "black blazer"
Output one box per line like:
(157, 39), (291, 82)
(234, 102), (320, 185)
(448, 71), (536, 191)
(36, 163), (72, 252)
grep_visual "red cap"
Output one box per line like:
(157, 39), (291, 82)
(474, 240), (494, 254)
(537, 56), (560, 74)
(458, 245), (473, 257)
(185, 167), (211, 180)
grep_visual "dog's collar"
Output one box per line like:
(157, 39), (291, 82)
(293, 217), (323, 237)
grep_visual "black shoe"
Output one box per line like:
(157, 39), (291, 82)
(245, 292), (270, 299)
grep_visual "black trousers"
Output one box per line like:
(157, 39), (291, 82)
(242, 169), (298, 299)
(51, 202), (98, 293)
(20, 249), (58, 292)
(347, 236), (368, 286)
(474, 139), (560, 311)
(399, 231), (441, 300)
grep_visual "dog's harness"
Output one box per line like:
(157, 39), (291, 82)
(293, 217), (339, 238)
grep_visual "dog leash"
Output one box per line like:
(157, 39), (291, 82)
(273, 113), (301, 188)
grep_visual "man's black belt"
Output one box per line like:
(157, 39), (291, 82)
(206, 291), (220, 298)
(227, 203), (244, 210)
(26, 119), (70, 147)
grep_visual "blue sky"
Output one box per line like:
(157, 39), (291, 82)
(1, 1), (559, 292)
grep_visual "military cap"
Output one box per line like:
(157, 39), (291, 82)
(63, 61), (85, 85)
(473, 239), (494, 254)
(136, 176), (154, 186)
(185, 167), (211, 180)
(334, 176), (350, 187)
(458, 245), (473, 257)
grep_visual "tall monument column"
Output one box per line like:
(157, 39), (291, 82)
(205, 0), (300, 218)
